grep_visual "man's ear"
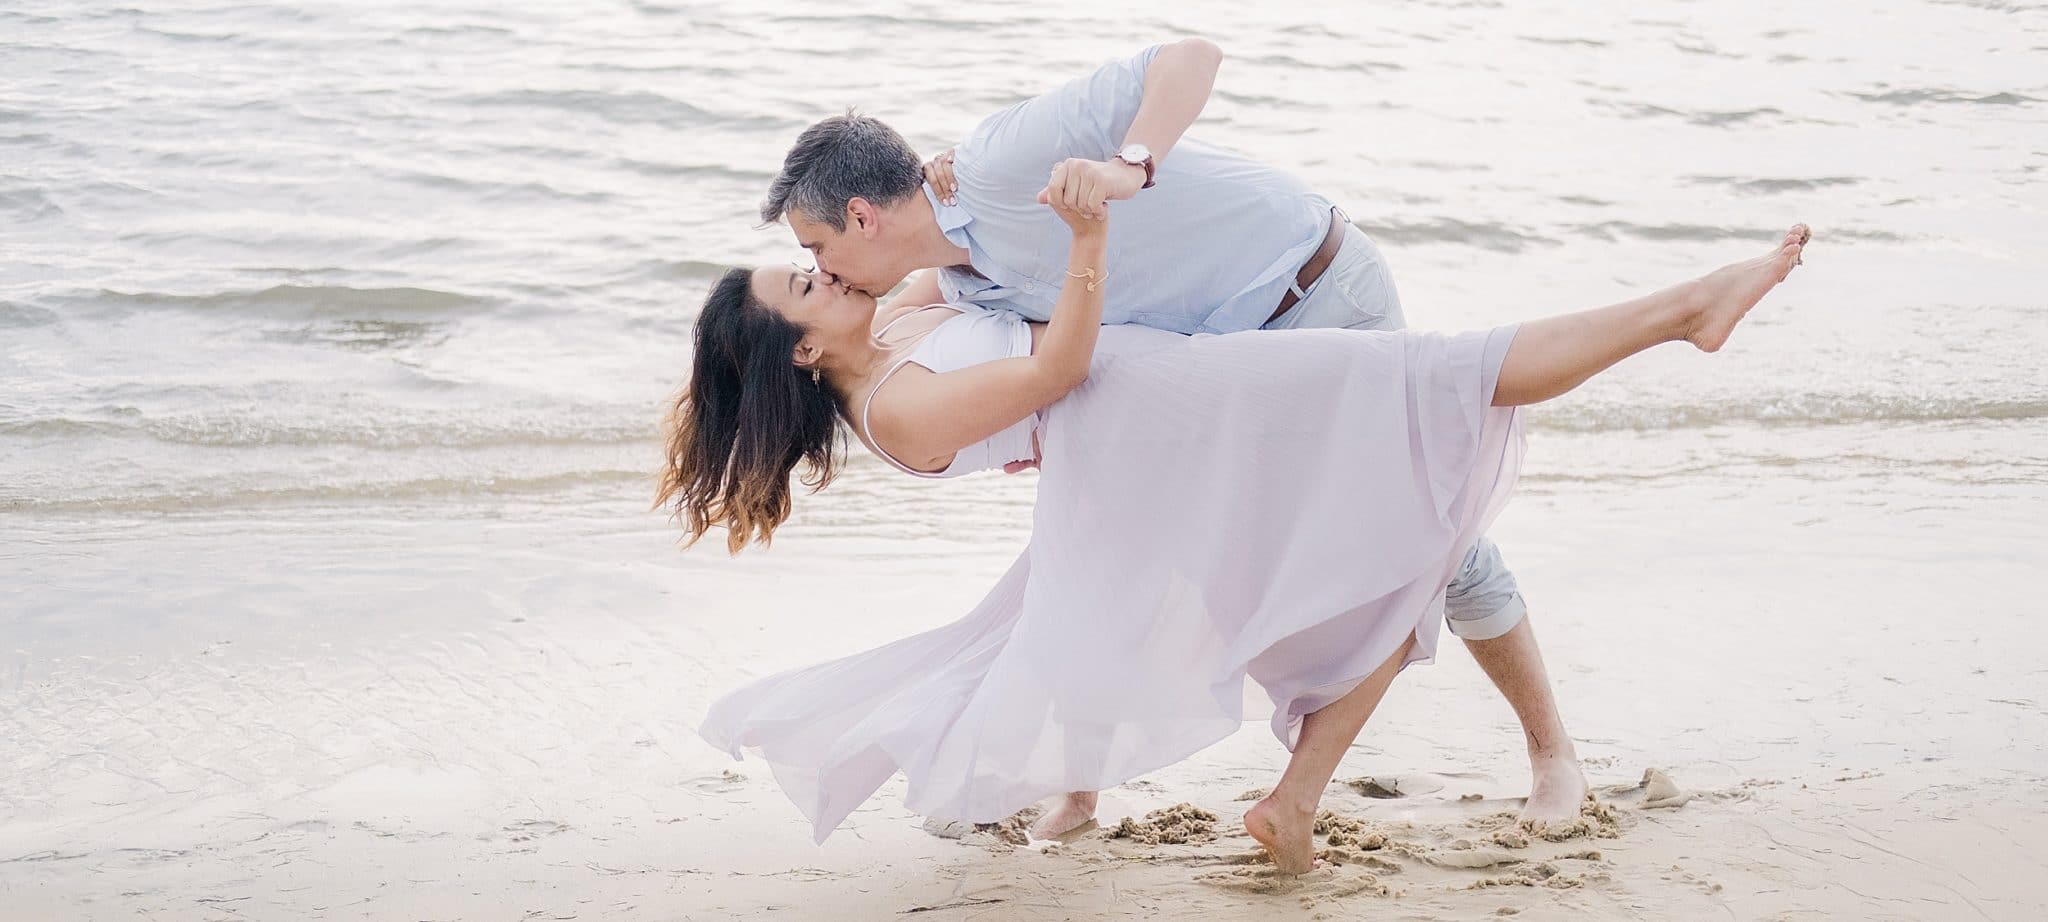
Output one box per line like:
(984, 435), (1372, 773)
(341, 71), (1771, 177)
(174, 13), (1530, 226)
(846, 197), (880, 239)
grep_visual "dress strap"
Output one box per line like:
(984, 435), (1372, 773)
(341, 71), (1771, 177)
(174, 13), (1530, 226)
(858, 305), (963, 478)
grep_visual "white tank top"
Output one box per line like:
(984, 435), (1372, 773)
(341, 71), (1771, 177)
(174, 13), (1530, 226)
(859, 304), (1040, 478)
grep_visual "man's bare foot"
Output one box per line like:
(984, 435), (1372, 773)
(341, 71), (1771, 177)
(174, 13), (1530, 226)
(1243, 796), (1317, 875)
(1518, 754), (1589, 826)
(1682, 223), (1810, 353)
(1028, 791), (1098, 840)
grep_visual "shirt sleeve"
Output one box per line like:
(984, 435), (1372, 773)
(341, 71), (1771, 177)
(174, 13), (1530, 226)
(954, 44), (1163, 198)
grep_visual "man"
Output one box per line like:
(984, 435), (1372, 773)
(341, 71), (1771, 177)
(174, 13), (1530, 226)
(759, 39), (1586, 836)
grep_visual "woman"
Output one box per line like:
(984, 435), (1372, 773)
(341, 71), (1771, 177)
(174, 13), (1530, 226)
(662, 187), (1808, 873)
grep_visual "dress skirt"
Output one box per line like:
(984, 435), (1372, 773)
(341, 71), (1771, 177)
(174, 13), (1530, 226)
(700, 323), (1524, 843)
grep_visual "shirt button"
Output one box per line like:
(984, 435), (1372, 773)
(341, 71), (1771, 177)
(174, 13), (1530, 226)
(1024, 281), (1036, 292)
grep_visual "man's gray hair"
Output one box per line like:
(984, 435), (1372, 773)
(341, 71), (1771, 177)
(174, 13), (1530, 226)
(760, 110), (924, 230)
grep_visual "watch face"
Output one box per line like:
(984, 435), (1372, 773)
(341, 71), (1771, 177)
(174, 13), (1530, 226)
(1120, 144), (1152, 164)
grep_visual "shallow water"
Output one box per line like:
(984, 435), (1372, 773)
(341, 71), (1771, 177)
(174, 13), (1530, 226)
(3, 0), (2044, 513)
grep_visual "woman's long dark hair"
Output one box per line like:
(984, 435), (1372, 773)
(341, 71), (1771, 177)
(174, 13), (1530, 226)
(656, 268), (843, 553)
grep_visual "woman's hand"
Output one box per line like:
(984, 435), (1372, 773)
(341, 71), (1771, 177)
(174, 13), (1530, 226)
(1035, 157), (1141, 222)
(923, 148), (959, 205)
(1041, 161), (1110, 236)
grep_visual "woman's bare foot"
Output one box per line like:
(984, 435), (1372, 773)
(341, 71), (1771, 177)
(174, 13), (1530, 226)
(1028, 791), (1098, 840)
(1681, 223), (1810, 353)
(1518, 754), (1589, 827)
(1243, 795), (1318, 875)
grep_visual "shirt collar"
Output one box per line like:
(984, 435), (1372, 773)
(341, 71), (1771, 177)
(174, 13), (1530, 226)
(924, 183), (973, 249)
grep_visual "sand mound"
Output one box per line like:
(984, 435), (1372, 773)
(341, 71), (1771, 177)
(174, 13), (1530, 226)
(1640, 767), (1693, 809)
(1105, 803), (1220, 845)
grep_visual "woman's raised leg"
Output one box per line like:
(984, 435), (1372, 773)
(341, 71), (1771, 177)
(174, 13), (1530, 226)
(1492, 225), (1808, 407)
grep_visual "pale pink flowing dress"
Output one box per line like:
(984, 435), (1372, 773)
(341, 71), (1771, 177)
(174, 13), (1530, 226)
(700, 304), (1524, 843)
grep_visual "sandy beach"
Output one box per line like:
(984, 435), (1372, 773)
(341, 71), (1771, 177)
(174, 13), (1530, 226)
(8, 457), (2047, 919)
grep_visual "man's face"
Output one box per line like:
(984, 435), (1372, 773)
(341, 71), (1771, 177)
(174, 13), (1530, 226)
(788, 205), (904, 298)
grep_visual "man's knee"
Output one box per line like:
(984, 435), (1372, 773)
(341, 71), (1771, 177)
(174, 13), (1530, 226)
(1445, 538), (1526, 641)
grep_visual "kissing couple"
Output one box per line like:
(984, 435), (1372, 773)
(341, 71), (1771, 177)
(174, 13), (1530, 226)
(664, 39), (1808, 872)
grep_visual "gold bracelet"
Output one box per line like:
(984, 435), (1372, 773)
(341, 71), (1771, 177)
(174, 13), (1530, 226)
(1065, 266), (1108, 292)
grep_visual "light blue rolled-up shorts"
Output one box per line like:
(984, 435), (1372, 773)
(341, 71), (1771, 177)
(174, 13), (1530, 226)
(1263, 210), (1528, 641)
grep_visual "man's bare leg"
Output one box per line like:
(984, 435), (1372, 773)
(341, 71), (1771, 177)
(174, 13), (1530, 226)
(1246, 223), (1809, 872)
(1461, 617), (1585, 825)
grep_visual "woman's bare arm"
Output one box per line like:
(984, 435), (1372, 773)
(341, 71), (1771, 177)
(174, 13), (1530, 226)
(867, 195), (1108, 470)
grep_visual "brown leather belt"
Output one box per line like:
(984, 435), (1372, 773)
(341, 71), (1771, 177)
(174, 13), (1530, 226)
(1266, 208), (1347, 325)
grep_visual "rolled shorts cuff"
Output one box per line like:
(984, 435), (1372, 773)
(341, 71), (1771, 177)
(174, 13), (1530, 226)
(1443, 592), (1526, 641)
(1443, 538), (1527, 640)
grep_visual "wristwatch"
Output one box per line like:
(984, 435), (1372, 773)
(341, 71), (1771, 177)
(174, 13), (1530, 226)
(1115, 143), (1157, 189)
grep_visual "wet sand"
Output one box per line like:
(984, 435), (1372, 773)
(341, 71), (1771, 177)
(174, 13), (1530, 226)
(6, 454), (2046, 920)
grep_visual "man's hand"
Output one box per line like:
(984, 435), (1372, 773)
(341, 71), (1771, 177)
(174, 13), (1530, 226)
(1035, 158), (1144, 221)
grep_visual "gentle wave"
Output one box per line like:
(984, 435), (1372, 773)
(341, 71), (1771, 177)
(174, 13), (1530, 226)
(1236, 53), (1404, 74)
(1356, 218), (1557, 253)
(0, 187), (63, 221)
(1570, 221), (1905, 244)
(1529, 395), (2048, 432)
(1685, 175), (1864, 195)
(452, 89), (799, 131)
(0, 471), (655, 515)
(0, 415), (656, 450)
(1600, 101), (1807, 127)
(4, 395), (2043, 452)
(1850, 88), (2038, 107)
(7, 434), (2039, 516)
(1352, 218), (1903, 249)
(48, 284), (496, 316)
(0, 301), (60, 328)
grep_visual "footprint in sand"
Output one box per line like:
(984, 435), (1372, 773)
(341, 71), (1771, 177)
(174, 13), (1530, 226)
(1342, 773), (1447, 799)
(1467, 793), (1623, 844)
(1468, 861), (1592, 892)
(1195, 863), (1400, 899)
(500, 819), (570, 843)
(683, 769), (747, 793)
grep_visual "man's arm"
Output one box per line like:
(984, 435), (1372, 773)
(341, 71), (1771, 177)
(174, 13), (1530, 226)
(1040, 38), (1219, 219)
(1119, 38), (1221, 167)
(962, 40), (1222, 218)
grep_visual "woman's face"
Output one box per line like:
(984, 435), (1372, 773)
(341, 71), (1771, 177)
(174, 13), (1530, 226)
(748, 266), (876, 349)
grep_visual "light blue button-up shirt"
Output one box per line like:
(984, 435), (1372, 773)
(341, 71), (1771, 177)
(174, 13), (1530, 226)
(932, 45), (1332, 335)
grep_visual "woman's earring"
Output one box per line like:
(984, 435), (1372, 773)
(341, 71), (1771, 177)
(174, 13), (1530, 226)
(811, 367), (821, 385)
